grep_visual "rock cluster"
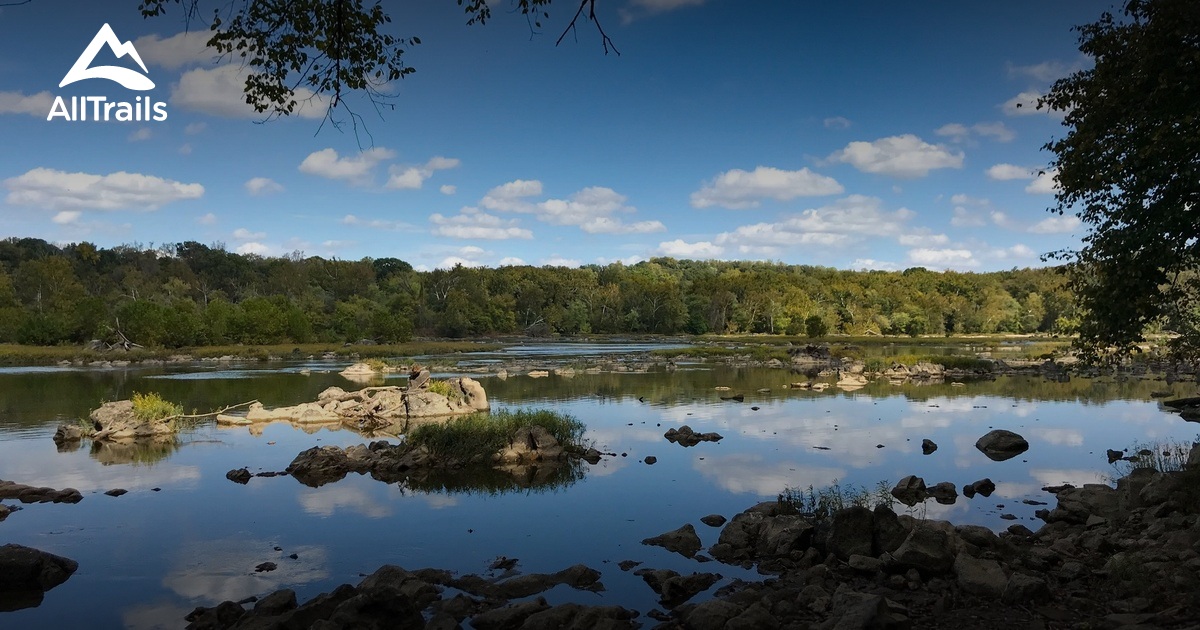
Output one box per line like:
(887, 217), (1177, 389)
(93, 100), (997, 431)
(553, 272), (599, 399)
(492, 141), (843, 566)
(183, 563), (636, 630)
(53, 400), (176, 445)
(663, 425), (723, 447)
(0, 480), (83, 505)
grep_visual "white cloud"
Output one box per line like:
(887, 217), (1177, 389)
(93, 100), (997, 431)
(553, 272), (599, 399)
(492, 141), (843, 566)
(481, 179), (543, 212)
(897, 231), (949, 247)
(657, 239), (724, 258)
(184, 122), (207, 135)
(172, 65), (327, 119)
(197, 213), (217, 225)
(341, 214), (412, 231)
(1029, 214), (1080, 234)
(986, 163), (1034, 180)
(0, 90), (54, 117)
(1002, 90), (1048, 116)
(440, 185), (457, 195)
(690, 166), (843, 209)
(1025, 169), (1060, 194)
(990, 210), (1018, 229)
(951, 208), (985, 227)
(620, 0), (705, 23)
(823, 116), (852, 129)
(4, 168), (204, 211)
(714, 195), (913, 256)
(244, 177), (284, 196)
(429, 208), (532, 240)
(1007, 60), (1077, 83)
(936, 122), (1012, 143)
(540, 255), (581, 267)
(232, 228), (266, 241)
(851, 259), (899, 271)
(385, 156), (460, 190)
(908, 248), (978, 269)
(499, 257), (526, 266)
(178, 143), (192, 155)
(483, 181), (663, 234)
(827, 135), (964, 178)
(127, 127), (153, 142)
(52, 211), (81, 225)
(299, 147), (395, 185)
(236, 242), (272, 256)
(133, 31), (214, 69)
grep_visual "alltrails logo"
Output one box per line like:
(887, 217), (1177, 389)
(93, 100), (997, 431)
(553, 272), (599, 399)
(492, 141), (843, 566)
(47, 23), (168, 122)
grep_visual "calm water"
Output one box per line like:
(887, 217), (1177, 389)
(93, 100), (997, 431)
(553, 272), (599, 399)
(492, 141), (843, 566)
(0, 347), (1197, 629)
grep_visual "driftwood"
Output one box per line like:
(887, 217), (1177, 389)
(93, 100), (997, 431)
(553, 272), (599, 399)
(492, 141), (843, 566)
(164, 400), (259, 422)
(408, 365), (430, 392)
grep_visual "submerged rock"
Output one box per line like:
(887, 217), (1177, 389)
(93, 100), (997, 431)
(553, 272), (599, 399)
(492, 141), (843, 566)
(0, 480), (83, 504)
(642, 523), (703, 558)
(664, 425), (723, 447)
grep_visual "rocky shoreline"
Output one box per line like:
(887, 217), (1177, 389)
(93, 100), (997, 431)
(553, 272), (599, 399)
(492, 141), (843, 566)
(178, 443), (1200, 629)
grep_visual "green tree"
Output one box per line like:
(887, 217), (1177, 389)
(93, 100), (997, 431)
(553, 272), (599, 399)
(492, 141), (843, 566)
(1041, 0), (1200, 359)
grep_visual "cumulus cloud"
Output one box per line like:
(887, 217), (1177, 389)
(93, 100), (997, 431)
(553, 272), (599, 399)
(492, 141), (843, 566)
(540, 255), (582, 267)
(172, 65), (327, 119)
(936, 122), (1014, 143)
(827, 135), (963, 178)
(690, 166), (843, 209)
(1002, 90), (1052, 116)
(951, 207), (986, 227)
(197, 213), (217, 225)
(232, 228), (266, 240)
(299, 147), (395, 185)
(127, 127), (153, 142)
(851, 259), (899, 271)
(483, 180), (664, 234)
(52, 211), (81, 225)
(908, 248), (978, 269)
(244, 177), (284, 196)
(4, 168), (203, 211)
(1028, 214), (1080, 234)
(184, 122), (207, 135)
(1007, 60), (1079, 83)
(713, 195), (913, 257)
(1025, 169), (1060, 194)
(986, 163), (1035, 180)
(823, 116), (852, 129)
(657, 239), (724, 258)
(0, 90), (54, 117)
(133, 31), (214, 69)
(440, 185), (457, 195)
(236, 242), (272, 256)
(897, 231), (949, 247)
(429, 208), (532, 240)
(341, 214), (412, 231)
(385, 156), (460, 190)
(499, 257), (526, 266)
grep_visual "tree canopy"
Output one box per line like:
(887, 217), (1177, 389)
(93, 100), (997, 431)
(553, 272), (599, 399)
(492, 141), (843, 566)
(1042, 0), (1200, 361)
(137, 0), (611, 130)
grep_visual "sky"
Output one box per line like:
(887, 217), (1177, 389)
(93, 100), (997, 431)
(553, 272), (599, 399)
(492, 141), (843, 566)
(0, 1), (1104, 272)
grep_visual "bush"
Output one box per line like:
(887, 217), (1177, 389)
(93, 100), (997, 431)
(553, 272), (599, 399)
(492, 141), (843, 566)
(426, 379), (454, 397)
(777, 480), (893, 520)
(130, 391), (183, 422)
(805, 315), (829, 338)
(407, 409), (587, 462)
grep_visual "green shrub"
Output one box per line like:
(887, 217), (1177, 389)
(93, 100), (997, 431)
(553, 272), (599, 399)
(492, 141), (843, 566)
(427, 379), (454, 397)
(407, 409), (587, 462)
(130, 391), (183, 422)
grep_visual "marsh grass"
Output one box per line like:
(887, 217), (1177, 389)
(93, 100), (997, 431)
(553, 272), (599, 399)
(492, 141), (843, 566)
(1112, 438), (1196, 477)
(777, 479), (894, 520)
(426, 380), (455, 397)
(130, 391), (183, 422)
(864, 354), (994, 372)
(407, 409), (588, 462)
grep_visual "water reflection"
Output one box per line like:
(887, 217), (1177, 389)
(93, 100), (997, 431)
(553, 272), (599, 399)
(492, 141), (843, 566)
(161, 539), (329, 604)
(89, 437), (180, 466)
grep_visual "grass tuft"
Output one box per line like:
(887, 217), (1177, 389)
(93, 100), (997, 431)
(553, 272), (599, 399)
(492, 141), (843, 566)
(407, 409), (587, 462)
(777, 479), (894, 520)
(130, 391), (183, 422)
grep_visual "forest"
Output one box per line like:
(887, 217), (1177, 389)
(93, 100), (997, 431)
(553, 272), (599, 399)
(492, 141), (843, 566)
(0, 237), (1078, 347)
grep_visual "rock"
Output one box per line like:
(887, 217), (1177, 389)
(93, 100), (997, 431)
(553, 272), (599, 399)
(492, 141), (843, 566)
(701, 514), (727, 527)
(921, 439), (937, 455)
(1107, 448), (1125, 463)
(827, 506), (875, 560)
(255, 562), (277, 573)
(890, 526), (954, 575)
(756, 515), (814, 558)
(664, 425), (724, 447)
(1002, 573), (1050, 604)
(253, 588), (298, 615)
(642, 524), (703, 558)
(52, 423), (83, 444)
(519, 603), (639, 630)
(1186, 442), (1200, 470)
(340, 362), (378, 377)
(635, 568), (721, 608)
(848, 554), (882, 573)
(926, 482), (957, 505)
(104, 488), (127, 497)
(644, 456), (657, 465)
(953, 554), (1007, 597)
(470, 597), (551, 630)
(890, 475), (927, 506)
(872, 506), (909, 554)
(0, 544), (79, 611)
(969, 478), (995, 498)
(617, 560), (641, 571)
(955, 524), (997, 548)
(0, 480), (83, 504)
(225, 468), (252, 485)
(682, 599), (745, 630)
(975, 429), (1029, 461)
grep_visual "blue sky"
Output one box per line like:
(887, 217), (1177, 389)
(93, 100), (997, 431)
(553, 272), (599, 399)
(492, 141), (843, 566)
(0, 1), (1100, 271)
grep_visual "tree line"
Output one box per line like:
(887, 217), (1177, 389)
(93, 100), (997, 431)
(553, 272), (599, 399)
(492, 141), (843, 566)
(0, 237), (1078, 347)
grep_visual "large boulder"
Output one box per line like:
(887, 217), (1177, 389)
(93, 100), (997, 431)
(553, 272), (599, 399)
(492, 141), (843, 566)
(890, 475), (927, 506)
(84, 399), (176, 441)
(889, 526), (955, 575)
(642, 524), (703, 558)
(975, 430), (1029, 461)
(826, 506), (874, 560)
(953, 553), (1007, 597)
(0, 544), (79, 611)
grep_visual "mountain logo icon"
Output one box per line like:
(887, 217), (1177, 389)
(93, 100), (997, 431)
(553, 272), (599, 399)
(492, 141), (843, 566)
(59, 24), (155, 91)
